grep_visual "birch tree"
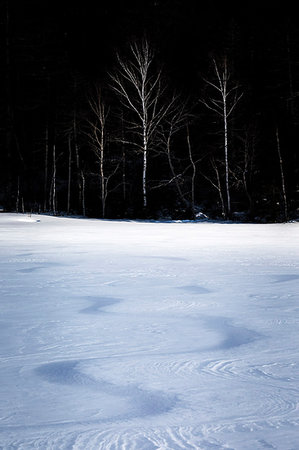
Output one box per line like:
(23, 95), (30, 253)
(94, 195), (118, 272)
(201, 57), (242, 219)
(86, 86), (119, 218)
(110, 38), (176, 209)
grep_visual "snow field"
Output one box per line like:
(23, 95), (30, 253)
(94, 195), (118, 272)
(0, 214), (298, 449)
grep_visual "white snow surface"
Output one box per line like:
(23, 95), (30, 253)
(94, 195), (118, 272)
(0, 213), (299, 449)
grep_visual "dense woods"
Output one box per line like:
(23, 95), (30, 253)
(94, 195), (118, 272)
(1, 0), (299, 221)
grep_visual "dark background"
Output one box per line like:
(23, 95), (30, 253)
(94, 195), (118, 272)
(1, 0), (299, 221)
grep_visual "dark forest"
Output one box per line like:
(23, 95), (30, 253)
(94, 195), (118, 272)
(1, 0), (299, 221)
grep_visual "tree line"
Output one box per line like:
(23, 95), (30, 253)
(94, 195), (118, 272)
(1, 1), (298, 221)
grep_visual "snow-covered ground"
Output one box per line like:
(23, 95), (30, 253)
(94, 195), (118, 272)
(0, 213), (298, 449)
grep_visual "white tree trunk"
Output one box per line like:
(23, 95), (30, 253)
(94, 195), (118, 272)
(223, 98), (231, 218)
(44, 123), (49, 212)
(143, 148), (147, 208)
(186, 124), (196, 213)
(100, 128), (105, 218)
(16, 176), (20, 212)
(81, 170), (86, 217)
(276, 128), (288, 221)
(52, 144), (56, 214)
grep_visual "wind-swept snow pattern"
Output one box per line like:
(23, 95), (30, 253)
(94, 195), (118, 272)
(0, 214), (299, 449)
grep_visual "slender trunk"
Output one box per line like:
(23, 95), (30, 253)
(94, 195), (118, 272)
(243, 138), (253, 214)
(186, 124), (196, 213)
(74, 120), (80, 169)
(223, 94), (230, 218)
(81, 170), (86, 217)
(142, 104), (147, 209)
(16, 177), (20, 212)
(276, 128), (288, 221)
(73, 97), (82, 213)
(166, 135), (188, 206)
(100, 128), (105, 218)
(141, 72), (147, 209)
(123, 147), (126, 201)
(242, 169), (253, 214)
(52, 143), (56, 214)
(44, 123), (49, 211)
(67, 135), (72, 214)
(142, 110), (147, 209)
(49, 178), (53, 212)
(212, 159), (226, 219)
(121, 112), (126, 201)
(143, 145), (147, 208)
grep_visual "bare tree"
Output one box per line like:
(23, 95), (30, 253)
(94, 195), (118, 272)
(86, 86), (119, 218)
(201, 57), (242, 219)
(109, 38), (177, 209)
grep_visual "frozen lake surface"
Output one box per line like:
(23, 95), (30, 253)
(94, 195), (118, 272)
(0, 213), (298, 449)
